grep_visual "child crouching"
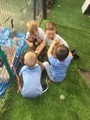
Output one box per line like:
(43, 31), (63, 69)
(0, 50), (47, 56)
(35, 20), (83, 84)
(18, 51), (48, 98)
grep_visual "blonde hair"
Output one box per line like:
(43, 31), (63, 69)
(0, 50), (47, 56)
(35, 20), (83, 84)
(24, 51), (37, 67)
(27, 20), (38, 34)
(45, 22), (57, 31)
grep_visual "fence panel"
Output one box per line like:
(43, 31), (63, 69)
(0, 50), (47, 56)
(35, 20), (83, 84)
(0, 0), (43, 33)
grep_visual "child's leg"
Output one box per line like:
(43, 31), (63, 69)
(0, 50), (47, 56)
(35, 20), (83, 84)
(40, 66), (48, 93)
(38, 47), (48, 62)
(43, 61), (53, 80)
(37, 38), (43, 44)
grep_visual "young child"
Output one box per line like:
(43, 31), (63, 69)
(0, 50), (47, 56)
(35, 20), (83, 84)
(19, 20), (46, 66)
(36, 22), (79, 59)
(18, 51), (48, 98)
(35, 22), (69, 55)
(43, 40), (73, 82)
(26, 20), (45, 51)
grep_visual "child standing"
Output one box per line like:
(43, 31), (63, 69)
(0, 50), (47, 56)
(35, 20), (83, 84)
(43, 40), (73, 82)
(18, 51), (48, 98)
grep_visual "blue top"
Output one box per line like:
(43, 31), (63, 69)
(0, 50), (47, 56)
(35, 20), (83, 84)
(19, 65), (43, 98)
(48, 55), (73, 82)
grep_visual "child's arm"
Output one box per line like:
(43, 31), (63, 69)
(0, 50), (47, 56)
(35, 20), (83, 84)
(35, 40), (46, 55)
(17, 75), (22, 93)
(25, 38), (34, 47)
(38, 61), (44, 71)
(48, 40), (60, 57)
(69, 51), (73, 57)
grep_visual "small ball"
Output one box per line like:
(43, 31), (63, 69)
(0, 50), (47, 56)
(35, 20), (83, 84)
(58, 5), (60, 7)
(60, 95), (65, 100)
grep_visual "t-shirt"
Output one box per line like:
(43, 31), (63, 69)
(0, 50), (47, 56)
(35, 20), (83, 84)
(26, 27), (45, 40)
(44, 34), (69, 48)
(48, 55), (73, 81)
(19, 64), (43, 98)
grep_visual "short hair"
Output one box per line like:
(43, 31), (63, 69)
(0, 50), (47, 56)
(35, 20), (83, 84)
(27, 20), (38, 34)
(45, 22), (57, 31)
(55, 45), (69, 61)
(24, 51), (37, 67)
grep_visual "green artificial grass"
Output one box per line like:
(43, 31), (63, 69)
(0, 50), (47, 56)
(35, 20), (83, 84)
(41, 0), (90, 71)
(57, 24), (90, 71)
(48, 0), (90, 34)
(0, 0), (90, 120)
(41, 20), (90, 71)
(1, 62), (90, 120)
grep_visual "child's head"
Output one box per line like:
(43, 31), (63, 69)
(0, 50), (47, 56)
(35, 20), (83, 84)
(24, 51), (37, 67)
(45, 22), (57, 40)
(27, 20), (38, 36)
(55, 44), (69, 61)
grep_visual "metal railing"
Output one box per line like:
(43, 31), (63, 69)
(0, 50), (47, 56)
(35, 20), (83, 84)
(0, 0), (48, 82)
(0, 0), (46, 33)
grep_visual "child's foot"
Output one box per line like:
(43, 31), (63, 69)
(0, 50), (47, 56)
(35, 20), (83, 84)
(71, 49), (79, 59)
(42, 84), (48, 93)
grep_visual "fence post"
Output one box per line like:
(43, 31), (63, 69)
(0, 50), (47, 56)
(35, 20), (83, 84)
(42, 0), (47, 19)
(0, 51), (14, 79)
(33, 0), (37, 20)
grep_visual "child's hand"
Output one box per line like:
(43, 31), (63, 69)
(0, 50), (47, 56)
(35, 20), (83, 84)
(52, 40), (60, 46)
(35, 50), (39, 56)
(17, 85), (21, 93)
(29, 42), (34, 47)
(69, 51), (73, 57)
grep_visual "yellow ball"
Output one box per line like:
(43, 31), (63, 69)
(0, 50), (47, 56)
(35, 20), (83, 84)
(60, 95), (65, 100)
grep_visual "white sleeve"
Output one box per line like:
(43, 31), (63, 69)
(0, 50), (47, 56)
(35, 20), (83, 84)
(56, 34), (69, 48)
(26, 32), (30, 39)
(44, 35), (47, 41)
(38, 28), (45, 40)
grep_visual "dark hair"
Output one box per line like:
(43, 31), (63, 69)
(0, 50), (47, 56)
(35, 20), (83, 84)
(45, 22), (57, 31)
(55, 45), (69, 61)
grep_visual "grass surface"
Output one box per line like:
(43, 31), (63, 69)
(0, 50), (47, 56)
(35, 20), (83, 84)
(42, 0), (90, 71)
(1, 62), (90, 120)
(0, 0), (90, 120)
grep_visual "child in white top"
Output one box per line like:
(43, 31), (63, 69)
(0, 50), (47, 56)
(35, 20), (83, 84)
(26, 20), (45, 51)
(35, 22), (69, 55)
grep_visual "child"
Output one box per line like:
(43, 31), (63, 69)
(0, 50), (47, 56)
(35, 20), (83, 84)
(18, 51), (48, 98)
(35, 22), (69, 55)
(19, 20), (46, 66)
(36, 22), (79, 59)
(43, 40), (73, 82)
(26, 20), (45, 51)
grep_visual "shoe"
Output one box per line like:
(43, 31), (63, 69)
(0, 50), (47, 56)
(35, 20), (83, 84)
(42, 84), (48, 93)
(70, 49), (79, 59)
